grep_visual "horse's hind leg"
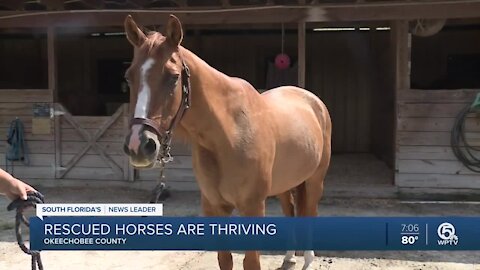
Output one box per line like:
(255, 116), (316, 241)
(296, 151), (330, 270)
(294, 182), (315, 270)
(278, 191), (295, 217)
(277, 191), (296, 269)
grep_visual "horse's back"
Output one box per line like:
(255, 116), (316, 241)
(260, 86), (331, 196)
(261, 86), (330, 132)
(262, 86), (325, 108)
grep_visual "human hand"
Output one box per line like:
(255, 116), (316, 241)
(3, 177), (37, 201)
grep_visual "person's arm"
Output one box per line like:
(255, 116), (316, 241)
(0, 169), (36, 200)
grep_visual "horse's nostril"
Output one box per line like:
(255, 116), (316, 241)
(143, 138), (157, 156)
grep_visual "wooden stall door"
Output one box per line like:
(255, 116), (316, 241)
(54, 103), (132, 181)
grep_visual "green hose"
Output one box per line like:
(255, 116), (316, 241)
(450, 93), (480, 173)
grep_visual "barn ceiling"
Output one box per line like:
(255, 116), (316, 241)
(0, 0), (477, 29)
(0, 0), (454, 11)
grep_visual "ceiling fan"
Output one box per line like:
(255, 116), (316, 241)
(409, 19), (446, 37)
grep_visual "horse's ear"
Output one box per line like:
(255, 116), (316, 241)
(165, 14), (183, 47)
(124, 15), (146, 47)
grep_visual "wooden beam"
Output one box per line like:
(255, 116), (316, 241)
(391, 20), (410, 186)
(0, 8), (304, 28)
(396, 173), (480, 189)
(122, 104), (134, 181)
(305, 1), (480, 22)
(47, 26), (57, 101)
(54, 103), (62, 179)
(46, 28), (58, 179)
(297, 20), (305, 88)
(391, 20), (410, 92)
(0, 90), (53, 102)
(399, 89), (479, 103)
(1, 1), (480, 28)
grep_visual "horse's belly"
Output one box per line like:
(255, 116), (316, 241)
(269, 144), (321, 196)
(262, 87), (326, 196)
(268, 119), (324, 196)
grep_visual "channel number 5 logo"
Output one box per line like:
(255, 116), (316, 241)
(437, 222), (458, 246)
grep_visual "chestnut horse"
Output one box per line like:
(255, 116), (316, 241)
(122, 14), (332, 270)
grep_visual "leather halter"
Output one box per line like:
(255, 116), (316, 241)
(129, 59), (191, 160)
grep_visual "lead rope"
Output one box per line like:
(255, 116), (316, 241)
(150, 134), (174, 203)
(7, 191), (45, 270)
(150, 161), (168, 203)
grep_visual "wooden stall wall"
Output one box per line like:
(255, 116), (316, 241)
(395, 25), (480, 189)
(55, 103), (131, 181)
(396, 89), (480, 189)
(0, 90), (55, 179)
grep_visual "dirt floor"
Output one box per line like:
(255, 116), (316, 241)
(0, 187), (479, 270)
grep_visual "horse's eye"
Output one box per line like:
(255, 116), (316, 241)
(169, 75), (179, 87)
(171, 74), (180, 83)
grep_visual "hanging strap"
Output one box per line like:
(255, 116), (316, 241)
(5, 118), (29, 174)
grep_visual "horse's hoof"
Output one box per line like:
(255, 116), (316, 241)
(301, 265), (315, 270)
(277, 260), (296, 270)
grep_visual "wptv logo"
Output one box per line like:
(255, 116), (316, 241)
(437, 222), (459, 246)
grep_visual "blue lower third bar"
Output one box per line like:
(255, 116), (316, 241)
(29, 217), (480, 251)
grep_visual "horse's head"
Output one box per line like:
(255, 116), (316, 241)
(122, 14), (187, 168)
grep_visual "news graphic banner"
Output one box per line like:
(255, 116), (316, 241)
(36, 203), (163, 219)
(29, 204), (479, 251)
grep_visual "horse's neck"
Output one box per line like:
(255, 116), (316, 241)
(177, 47), (248, 148)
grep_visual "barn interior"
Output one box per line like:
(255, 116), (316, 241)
(62, 23), (395, 190)
(1, 14), (479, 190)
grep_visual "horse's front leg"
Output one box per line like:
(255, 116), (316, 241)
(238, 199), (266, 270)
(201, 193), (235, 270)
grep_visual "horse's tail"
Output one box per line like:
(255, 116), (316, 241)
(306, 92), (332, 151)
(293, 87), (331, 139)
(308, 93), (332, 179)
(319, 99), (332, 152)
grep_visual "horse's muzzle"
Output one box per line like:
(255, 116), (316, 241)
(123, 127), (160, 168)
